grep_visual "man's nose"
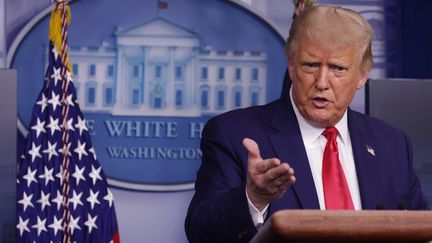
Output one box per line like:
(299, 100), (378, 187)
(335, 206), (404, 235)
(315, 66), (330, 90)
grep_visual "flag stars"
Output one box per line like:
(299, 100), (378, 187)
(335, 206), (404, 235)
(63, 118), (76, 132)
(104, 189), (114, 208)
(52, 45), (60, 61)
(66, 70), (73, 83)
(74, 141), (88, 160)
(59, 142), (72, 157)
(48, 215), (63, 236)
(69, 190), (84, 210)
(86, 189), (100, 210)
(84, 214), (98, 234)
(75, 116), (88, 136)
(31, 216), (47, 236)
(23, 167), (38, 187)
(42, 141), (58, 161)
(28, 142), (42, 163)
(16, 216), (30, 236)
(89, 165), (102, 185)
(46, 116), (61, 135)
(38, 166), (55, 186)
(36, 191), (51, 210)
(72, 165), (86, 186)
(64, 93), (75, 107)
(18, 192), (34, 211)
(89, 147), (97, 160)
(47, 91), (61, 111)
(51, 190), (63, 211)
(50, 67), (62, 86)
(36, 93), (48, 113)
(31, 118), (46, 139)
(68, 215), (81, 234)
(55, 166), (65, 185)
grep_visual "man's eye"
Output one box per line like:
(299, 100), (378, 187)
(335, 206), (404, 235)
(331, 65), (347, 72)
(303, 63), (319, 69)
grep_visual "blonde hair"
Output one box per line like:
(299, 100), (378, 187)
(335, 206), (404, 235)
(285, 5), (374, 72)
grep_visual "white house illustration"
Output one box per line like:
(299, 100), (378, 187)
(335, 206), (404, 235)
(67, 17), (267, 116)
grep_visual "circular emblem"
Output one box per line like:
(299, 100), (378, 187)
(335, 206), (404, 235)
(9, 0), (287, 191)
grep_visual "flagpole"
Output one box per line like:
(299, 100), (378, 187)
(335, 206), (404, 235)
(52, 1), (73, 242)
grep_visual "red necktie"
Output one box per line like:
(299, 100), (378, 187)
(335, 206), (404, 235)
(322, 127), (354, 210)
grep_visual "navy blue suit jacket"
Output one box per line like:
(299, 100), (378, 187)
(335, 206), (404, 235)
(185, 97), (429, 243)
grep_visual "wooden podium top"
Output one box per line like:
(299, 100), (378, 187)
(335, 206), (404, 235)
(251, 210), (432, 242)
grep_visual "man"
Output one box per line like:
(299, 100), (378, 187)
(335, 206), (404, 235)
(185, 5), (429, 243)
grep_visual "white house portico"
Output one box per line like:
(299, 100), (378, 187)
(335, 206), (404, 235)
(66, 17), (267, 117)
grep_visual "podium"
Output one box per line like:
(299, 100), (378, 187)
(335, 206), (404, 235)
(251, 210), (432, 242)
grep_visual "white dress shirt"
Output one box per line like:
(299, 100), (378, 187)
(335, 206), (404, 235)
(247, 87), (362, 228)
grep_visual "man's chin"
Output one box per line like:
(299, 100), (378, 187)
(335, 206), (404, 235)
(306, 113), (337, 128)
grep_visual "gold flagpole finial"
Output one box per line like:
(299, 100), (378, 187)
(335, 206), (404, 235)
(49, 0), (72, 75)
(292, 0), (316, 19)
(54, 0), (69, 9)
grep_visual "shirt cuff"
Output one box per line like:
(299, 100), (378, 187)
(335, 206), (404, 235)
(246, 189), (269, 229)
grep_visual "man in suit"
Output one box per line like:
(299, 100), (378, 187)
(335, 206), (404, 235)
(185, 5), (429, 243)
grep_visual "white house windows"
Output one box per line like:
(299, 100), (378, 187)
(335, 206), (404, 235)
(217, 90), (225, 109)
(132, 88), (140, 106)
(215, 85), (227, 110)
(233, 86), (243, 108)
(251, 92), (259, 106)
(104, 83), (115, 106)
(129, 78), (142, 107)
(151, 83), (166, 109)
(153, 97), (162, 108)
(86, 81), (97, 106)
(175, 89), (183, 107)
(107, 65), (115, 78)
(155, 65), (163, 79)
(251, 68), (259, 82)
(72, 63), (79, 77)
(175, 65), (184, 81)
(201, 67), (208, 80)
(250, 86), (261, 106)
(235, 68), (242, 81)
(88, 87), (96, 104)
(133, 65), (139, 78)
(89, 64), (96, 77)
(131, 64), (141, 79)
(67, 38), (266, 115)
(218, 67), (225, 81)
(200, 85), (210, 109)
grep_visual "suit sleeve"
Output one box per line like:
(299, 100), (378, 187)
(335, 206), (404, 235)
(185, 117), (257, 243)
(403, 132), (430, 210)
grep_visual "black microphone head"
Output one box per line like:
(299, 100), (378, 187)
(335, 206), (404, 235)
(375, 203), (386, 210)
(398, 203), (409, 210)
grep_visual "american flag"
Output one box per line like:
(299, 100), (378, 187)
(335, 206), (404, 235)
(16, 3), (120, 243)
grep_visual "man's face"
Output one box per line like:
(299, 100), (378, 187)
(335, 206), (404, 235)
(288, 38), (369, 128)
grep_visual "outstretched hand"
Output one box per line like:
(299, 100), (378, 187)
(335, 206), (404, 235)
(243, 138), (296, 211)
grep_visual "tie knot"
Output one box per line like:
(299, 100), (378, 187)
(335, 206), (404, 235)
(322, 127), (339, 141)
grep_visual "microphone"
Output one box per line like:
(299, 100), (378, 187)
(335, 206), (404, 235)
(375, 203), (386, 210)
(375, 203), (409, 210)
(398, 203), (409, 210)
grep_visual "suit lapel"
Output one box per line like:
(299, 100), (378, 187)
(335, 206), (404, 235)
(348, 110), (381, 209)
(267, 99), (320, 209)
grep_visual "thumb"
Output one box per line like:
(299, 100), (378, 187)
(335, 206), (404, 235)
(242, 138), (262, 161)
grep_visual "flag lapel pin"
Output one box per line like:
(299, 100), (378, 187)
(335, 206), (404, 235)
(366, 144), (375, 156)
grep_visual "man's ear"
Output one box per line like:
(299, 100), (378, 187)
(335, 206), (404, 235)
(356, 70), (370, 90)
